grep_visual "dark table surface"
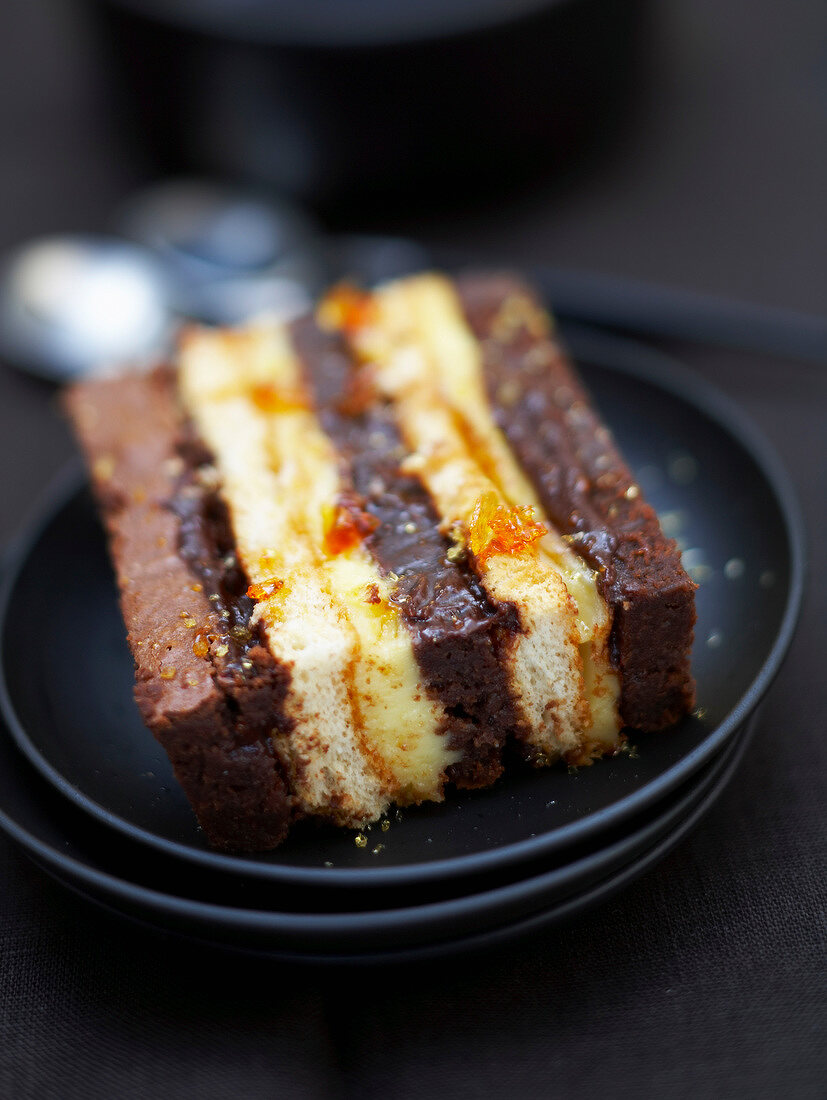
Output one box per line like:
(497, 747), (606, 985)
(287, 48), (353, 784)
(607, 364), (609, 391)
(1, 2), (825, 1097)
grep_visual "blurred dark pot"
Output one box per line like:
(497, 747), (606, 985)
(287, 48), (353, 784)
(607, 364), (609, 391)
(87, 0), (647, 213)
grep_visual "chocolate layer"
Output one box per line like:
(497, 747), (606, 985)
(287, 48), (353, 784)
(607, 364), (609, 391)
(65, 367), (294, 849)
(456, 273), (696, 730)
(290, 314), (524, 788)
(171, 437), (269, 683)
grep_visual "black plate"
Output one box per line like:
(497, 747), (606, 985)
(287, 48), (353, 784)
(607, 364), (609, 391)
(0, 326), (804, 890)
(0, 708), (754, 960)
(0, 700), (742, 915)
(9, 715), (754, 964)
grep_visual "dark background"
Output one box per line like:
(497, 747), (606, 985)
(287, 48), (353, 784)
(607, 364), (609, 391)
(0, 1), (825, 1097)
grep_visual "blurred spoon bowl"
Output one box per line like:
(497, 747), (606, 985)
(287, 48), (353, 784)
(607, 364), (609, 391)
(0, 235), (173, 382)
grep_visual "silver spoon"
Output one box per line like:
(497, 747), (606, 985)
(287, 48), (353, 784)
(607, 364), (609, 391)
(117, 179), (325, 325)
(0, 183), (326, 383)
(0, 235), (173, 382)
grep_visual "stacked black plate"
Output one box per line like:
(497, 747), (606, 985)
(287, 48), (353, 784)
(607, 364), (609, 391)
(0, 321), (803, 964)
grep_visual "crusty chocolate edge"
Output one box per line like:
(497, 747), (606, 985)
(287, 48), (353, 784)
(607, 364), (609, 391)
(456, 272), (696, 730)
(64, 367), (295, 850)
(290, 314), (526, 788)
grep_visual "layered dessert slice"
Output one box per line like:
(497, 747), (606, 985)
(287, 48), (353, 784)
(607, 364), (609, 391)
(66, 271), (695, 850)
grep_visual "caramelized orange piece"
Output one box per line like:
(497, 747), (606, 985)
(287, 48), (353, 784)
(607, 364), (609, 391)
(250, 382), (308, 414)
(323, 497), (380, 555)
(467, 490), (546, 565)
(317, 283), (378, 334)
(246, 578), (284, 600)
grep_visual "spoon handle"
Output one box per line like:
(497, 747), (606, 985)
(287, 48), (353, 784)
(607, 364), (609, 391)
(430, 246), (827, 366)
(528, 267), (827, 367)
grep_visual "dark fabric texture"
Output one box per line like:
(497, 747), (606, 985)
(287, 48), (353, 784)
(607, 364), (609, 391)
(0, 1), (825, 1097)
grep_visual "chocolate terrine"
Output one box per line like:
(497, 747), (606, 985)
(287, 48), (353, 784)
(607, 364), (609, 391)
(66, 272), (696, 850)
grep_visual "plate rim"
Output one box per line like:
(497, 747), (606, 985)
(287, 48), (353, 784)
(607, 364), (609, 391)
(0, 716), (753, 949)
(0, 326), (806, 887)
(13, 714), (754, 964)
